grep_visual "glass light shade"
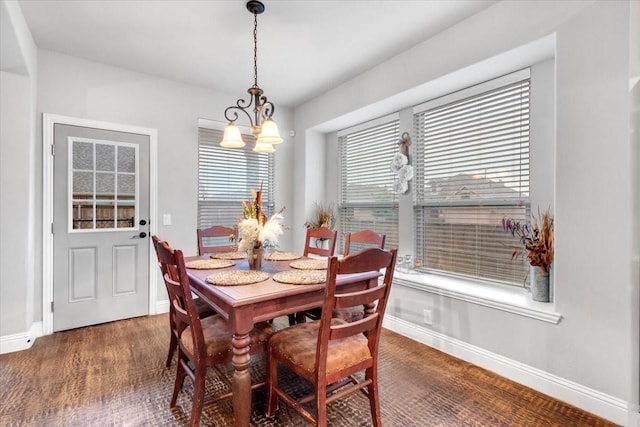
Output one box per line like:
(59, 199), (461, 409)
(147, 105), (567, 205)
(220, 123), (246, 148)
(253, 140), (275, 153)
(257, 119), (283, 144)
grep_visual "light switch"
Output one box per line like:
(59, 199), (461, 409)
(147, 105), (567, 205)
(162, 214), (172, 226)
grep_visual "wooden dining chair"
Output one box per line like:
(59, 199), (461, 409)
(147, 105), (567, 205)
(266, 248), (398, 426)
(288, 227), (339, 325)
(301, 230), (387, 324)
(152, 235), (217, 368)
(153, 237), (275, 427)
(343, 229), (386, 257)
(197, 225), (237, 255)
(303, 227), (338, 258)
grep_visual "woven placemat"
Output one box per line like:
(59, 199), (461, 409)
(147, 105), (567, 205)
(289, 258), (328, 270)
(210, 251), (247, 260)
(272, 270), (326, 285)
(206, 270), (270, 286)
(185, 259), (235, 270)
(264, 251), (302, 261)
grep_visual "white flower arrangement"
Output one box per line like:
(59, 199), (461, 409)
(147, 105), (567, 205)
(236, 214), (284, 251)
(235, 184), (285, 252)
(390, 152), (413, 195)
(390, 153), (408, 172)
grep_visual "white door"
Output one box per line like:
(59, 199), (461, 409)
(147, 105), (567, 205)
(53, 124), (150, 332)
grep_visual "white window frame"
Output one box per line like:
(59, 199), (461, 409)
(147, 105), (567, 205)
(68, 137), (139, 233)
(413, 69), (531, 287)
(401, 68), (560, 324)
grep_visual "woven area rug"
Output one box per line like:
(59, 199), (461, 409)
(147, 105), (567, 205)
(0, 314), (618, 426)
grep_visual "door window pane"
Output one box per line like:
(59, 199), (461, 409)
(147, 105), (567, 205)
(70, 138), (138, 231)
(73, 141), (93, 169)
(118, 146), (136, 173)
(96, 144), (115, 171)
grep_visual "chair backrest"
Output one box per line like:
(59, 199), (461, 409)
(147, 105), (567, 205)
(197, 225), (236, 255)
(342, 229), (386, 257)
(316, 248), (397, 377)
(153, 236), (207, 360)
(303, 227), (338, 258)
(152, 235), (173, 278)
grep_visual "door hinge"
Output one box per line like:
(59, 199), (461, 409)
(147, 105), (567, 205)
(51, 223), (54, 234)
(50, 301), (54, 313)
(51, 144), (55, 156)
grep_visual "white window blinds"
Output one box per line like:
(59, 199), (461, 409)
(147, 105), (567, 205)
(338, 116), (399, 252)
(198, 127), (274, 229)
(413, 71), (530, 285)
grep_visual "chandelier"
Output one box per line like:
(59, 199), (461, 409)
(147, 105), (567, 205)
(220, 0), (283, 153)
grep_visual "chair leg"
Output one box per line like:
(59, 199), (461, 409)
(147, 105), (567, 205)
(166, 333), (177, 368)
(190, 366), (207, 427)
(171, 356), (186, 407)
(295, 312), (307, 324)
(316, 381), (328, 427)
(366, 366), (382, 427)
(266, 347), (279, 417)
(287, 313), (296, 326)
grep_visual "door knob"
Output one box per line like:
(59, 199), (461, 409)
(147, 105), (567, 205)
(139, 219), (147, 226)
(139, 232), (147, 238)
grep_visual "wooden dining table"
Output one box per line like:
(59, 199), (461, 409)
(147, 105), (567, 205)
(186, 253), (380, 427)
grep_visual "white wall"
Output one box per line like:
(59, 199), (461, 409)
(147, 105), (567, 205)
(0, 0), (38, 349)
(35, 50), (294, 314)
(291, 0), (636, 424)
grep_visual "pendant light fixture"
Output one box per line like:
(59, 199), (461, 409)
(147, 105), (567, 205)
(220, 0), (283, 153)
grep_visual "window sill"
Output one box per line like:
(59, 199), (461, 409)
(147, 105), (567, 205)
(392, 270), (562, 324)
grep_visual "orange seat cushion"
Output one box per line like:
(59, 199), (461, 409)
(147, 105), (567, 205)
(269, 318), (371, 374)
(181, 315), (274, 358)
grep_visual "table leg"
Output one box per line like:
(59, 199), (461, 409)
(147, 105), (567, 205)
(232, 331), (252, 427)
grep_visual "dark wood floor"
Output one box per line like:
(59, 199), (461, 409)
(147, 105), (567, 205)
(0, 314), (619, 426)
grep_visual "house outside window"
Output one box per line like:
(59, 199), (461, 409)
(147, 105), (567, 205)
(198, 127), (274, 231)
(413, 69), (531, 286)
(338, 115), (400, 253)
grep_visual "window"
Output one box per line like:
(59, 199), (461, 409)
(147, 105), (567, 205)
(198, 127), (274, 229)
(413, 70), (530, 286)
(338, 115), (399, 252)
(70, 138), (138, 231)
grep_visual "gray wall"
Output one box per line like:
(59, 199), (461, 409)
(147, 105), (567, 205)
(0, 0), (38, 339)
(290, 0), (637, 423)
(34, 49), (295, 313)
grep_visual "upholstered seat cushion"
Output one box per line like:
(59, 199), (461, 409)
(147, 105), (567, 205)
(332, 307), (364, 323)
(181, 315), (275, 358)
(298, 306), (364, 323)
(269, 319), (371, 374)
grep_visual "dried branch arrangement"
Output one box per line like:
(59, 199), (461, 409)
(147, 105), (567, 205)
(502, 207), (554, 272)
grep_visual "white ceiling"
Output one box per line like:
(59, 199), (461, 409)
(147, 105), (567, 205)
(18, 0), (497, 108)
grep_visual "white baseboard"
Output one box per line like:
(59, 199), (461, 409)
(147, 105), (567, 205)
(383, 315), (630, 426)
(156, 299), (169, 314)
(0, 321), (42, 354)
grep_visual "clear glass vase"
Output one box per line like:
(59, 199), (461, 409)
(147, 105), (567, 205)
(248, 247), (263, 271)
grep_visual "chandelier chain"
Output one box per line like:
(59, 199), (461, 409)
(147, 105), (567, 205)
(253, 10), (258, 87)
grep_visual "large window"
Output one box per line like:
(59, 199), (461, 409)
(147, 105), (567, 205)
(198, 127), (274, 229)
(338, 115), (399, 252)
(413, 70), (530, 286)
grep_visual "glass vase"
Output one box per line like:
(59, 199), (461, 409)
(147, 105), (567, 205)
(248, 247), (263, 271)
